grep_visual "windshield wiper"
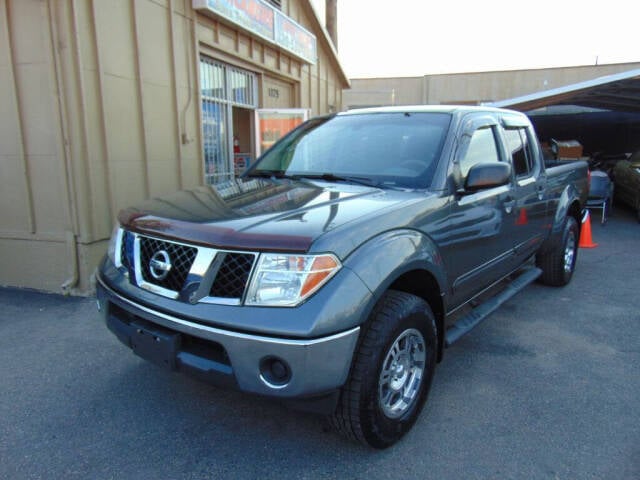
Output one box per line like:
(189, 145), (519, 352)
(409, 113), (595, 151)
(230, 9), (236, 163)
(246, 171), (392, 189)
(245, 170), (292, 179)
(292, 173), (380, 188)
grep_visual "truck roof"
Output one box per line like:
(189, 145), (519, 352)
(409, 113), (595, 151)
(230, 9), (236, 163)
(339, 105), (525, 117)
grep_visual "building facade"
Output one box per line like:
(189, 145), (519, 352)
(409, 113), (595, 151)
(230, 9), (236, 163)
(1, 0), (348, 293)
(343, 62), (640, 110)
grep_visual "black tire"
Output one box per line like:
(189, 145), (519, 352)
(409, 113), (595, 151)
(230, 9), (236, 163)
(536, 216), (579, 286)
(330, 290), (437, 449)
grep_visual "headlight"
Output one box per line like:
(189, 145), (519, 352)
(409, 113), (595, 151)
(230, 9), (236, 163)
(245, 253), (341, 306)
(107, 225), (122, 265)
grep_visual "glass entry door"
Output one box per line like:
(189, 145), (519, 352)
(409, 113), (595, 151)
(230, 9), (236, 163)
(255, 109), (309, 157)
(200, 57), (258, 184)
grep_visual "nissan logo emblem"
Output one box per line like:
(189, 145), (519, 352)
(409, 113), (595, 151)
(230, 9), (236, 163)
(149, 250), (172, 280)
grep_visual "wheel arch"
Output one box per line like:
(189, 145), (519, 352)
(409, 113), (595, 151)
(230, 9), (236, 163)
(553, 185), (583, 229)
(342, 229), (448, 362)
(388, 269), (445, 362)
(541, 185), (585, 255)
(568, 199), (583, 230)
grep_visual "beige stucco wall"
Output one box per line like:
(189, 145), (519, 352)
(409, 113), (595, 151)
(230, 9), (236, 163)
(343, 62), (640, 109)
(0, 0), (347, 294)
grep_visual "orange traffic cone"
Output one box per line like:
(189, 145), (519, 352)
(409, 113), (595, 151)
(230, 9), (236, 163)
(516, 208), (528, 226)
(579, 210), (597, 248)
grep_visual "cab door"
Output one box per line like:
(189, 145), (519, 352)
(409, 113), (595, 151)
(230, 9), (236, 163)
(500, 122), (549, 261)
(442, 115), (518, 309)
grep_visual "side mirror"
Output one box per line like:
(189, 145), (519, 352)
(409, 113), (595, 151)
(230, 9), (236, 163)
(464, 162), (512, 192)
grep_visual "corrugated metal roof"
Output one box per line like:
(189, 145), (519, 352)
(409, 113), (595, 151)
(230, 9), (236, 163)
(491, 68), (640, 113)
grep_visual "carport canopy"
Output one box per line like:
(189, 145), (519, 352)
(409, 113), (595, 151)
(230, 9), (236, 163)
(491, 68), (640, 113)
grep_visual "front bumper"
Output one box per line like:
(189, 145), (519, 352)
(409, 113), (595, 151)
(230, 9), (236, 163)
(96, 275), (359, 409)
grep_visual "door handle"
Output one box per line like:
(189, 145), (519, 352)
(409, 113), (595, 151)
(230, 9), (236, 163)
(536, 185), (545, 200)
(504, 197), (515, 214)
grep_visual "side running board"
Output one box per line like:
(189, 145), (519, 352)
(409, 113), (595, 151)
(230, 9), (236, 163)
(445, 267), (542, 347)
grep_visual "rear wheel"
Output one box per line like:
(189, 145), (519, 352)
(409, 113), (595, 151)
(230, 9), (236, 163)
(330, 290), (437, 448)
(536, 216), (579, 286)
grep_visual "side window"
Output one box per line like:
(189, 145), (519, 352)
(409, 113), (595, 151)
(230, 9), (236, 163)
(504, 128), (528, 176)
(520, 128), (537, 173)
(505, 127), (536, 178)
(460, 127), (500, 178)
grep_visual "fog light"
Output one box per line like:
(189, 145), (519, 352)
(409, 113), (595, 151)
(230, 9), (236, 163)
(259, 356), (292, 388)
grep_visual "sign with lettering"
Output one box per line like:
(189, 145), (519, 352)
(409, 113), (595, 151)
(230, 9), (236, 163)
(275, 13), (316, 65)
(204, 0), (273, 40)
(193, 0), (317, 64)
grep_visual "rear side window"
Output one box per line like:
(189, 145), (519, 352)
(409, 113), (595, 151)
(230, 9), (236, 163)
(459, 127), (501, 177)
(504, 128), (535, 177)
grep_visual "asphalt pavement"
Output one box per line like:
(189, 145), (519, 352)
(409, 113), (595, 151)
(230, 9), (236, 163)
(1, 206), (639, 480)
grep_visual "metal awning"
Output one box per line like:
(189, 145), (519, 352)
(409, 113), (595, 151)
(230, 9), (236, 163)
(491, 68), (640, 113)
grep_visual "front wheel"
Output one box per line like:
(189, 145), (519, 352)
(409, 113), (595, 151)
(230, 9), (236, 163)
(330, 290), (437, 448)
(536, 216), (579, 286)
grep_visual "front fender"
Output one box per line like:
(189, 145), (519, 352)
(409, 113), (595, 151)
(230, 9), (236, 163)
(343, 229), (447, 318)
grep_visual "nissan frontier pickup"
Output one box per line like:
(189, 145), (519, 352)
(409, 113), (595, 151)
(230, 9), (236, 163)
(96, 106), (588, 448)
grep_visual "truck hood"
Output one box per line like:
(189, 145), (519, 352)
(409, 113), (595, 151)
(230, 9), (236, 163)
(119, 177), (418, 253)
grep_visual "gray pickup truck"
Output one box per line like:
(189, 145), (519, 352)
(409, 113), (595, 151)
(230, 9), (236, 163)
(96, 106), (588, 448)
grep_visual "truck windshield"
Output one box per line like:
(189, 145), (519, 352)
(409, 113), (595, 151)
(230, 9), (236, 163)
(247, 112), (452, 189)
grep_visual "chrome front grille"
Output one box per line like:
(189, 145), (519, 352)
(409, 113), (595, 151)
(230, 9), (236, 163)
(138, 236), (197, 292)
(210, 253), (255, 298)
(117, 230), (256, 304)
(120, 231), (132, 272)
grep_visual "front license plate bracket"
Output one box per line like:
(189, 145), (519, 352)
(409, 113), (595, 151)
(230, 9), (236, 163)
(130, 321), (180, 370)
